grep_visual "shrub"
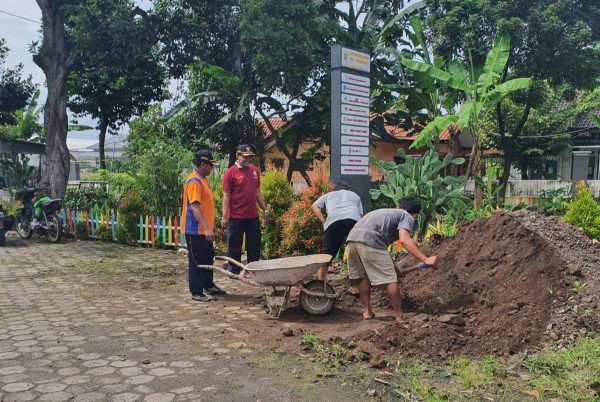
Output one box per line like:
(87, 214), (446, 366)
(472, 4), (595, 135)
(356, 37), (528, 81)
(74, 221), (87, 240)
(563, 181), (600, 240)
(153, 234), (165, 249)
(64, 187), (116, 211)
(115, 222), (134, 244)
(209, 159), (227, 255)
(95, 224), (113, 242)
(279, 177), (328, 256)
(127, 139), (192, 216)
(370, 147), (468, 237)
(528, 188), (569, 216)
(260, 170), (296, 258)
(115, 191), (146, 244)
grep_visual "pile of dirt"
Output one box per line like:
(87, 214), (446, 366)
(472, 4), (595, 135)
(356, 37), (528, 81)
(336, 211), (600, 360)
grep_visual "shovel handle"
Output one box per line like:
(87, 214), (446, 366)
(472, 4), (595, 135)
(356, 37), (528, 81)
(397, 263), (431, 276)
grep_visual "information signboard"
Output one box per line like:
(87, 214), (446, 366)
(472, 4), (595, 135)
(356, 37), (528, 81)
(331, 45), (371, 209)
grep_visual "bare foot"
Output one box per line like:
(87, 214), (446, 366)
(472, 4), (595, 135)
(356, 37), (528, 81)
(395, 312), (414, 323)
(363, 310), (376, 320)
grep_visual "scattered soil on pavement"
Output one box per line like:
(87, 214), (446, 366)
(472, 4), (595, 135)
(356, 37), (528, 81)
(329, 212), (600, 361)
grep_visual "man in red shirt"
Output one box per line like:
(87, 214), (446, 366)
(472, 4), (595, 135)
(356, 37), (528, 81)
(221, 144), (268, 274)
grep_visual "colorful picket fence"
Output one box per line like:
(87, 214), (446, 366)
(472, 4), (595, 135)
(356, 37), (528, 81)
(60, 209), (187, 248)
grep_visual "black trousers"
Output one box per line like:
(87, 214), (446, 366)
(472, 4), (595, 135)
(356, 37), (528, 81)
(322, 218), (357, 261)
(186, 234), (215, 295)
(227, 218), (261, 274)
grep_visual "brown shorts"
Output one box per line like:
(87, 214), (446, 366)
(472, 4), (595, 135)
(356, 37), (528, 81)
(347, 241), (397, 286)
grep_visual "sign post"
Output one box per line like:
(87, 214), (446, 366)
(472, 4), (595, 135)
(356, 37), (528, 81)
(331, 45), (371, 210)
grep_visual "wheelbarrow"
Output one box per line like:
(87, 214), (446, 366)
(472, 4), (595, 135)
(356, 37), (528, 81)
(197, 254), (337, 319)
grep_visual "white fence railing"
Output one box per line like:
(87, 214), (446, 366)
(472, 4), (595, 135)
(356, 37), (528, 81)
(465, 180), (600, 198)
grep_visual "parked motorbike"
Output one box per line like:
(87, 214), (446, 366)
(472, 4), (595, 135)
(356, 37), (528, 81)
(14, 187), (63, 243)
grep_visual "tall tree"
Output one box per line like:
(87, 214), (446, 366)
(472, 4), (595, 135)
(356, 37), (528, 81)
(67, 0), (167, 169)
(485, 83), (577, 179)
(424, 0), (600, 201)
(404, 33), (532, 208)
(0, 39), (36, 126)
(33, 0), (76, 198)
(159, 0), (409, 183)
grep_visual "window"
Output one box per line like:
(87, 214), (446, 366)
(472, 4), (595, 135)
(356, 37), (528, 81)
(571, 150), (599, 180)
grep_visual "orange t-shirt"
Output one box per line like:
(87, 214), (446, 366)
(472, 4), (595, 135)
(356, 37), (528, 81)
(181, 169), (214, 235)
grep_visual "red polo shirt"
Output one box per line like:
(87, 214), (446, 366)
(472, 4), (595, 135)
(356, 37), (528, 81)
(222, 163), (260, 219)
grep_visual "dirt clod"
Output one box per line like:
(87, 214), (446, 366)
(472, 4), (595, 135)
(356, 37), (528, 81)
(370, 356), (387, 369)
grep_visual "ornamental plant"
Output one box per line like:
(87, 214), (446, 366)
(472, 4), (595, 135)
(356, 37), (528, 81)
(279, 176), (328, 256)
(260, 170), (296, 258)
(115, 191), (146, 244)
(94, 224), (113, 242)
(370, 146), (468, 237)
(64, 187), (116, 211)
(563, 181), (600, 240)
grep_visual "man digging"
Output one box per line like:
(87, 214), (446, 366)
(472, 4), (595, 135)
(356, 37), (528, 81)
(346, 197), (438, 322)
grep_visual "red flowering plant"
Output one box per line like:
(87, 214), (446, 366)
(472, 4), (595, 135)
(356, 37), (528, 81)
(279, 176), (329, 256)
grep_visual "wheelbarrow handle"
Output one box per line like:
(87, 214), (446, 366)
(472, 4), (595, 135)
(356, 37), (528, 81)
(214, 256), (247, 272)
(196, 264), (260, 287)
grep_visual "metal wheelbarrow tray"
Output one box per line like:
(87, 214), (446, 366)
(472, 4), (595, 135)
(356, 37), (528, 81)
(198, 254), (337, 319)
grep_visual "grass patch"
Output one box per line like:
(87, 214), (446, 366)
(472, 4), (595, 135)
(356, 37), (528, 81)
(522, 336), (600, 401)
(452, 355), (500, 389)
(301, 333), (324, 352)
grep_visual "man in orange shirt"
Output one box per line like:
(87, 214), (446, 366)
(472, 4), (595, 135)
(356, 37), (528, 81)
(181, 149), (225, 302)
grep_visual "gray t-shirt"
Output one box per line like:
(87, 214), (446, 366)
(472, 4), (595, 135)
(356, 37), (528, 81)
(312, 190), (363, 230)
(346, 208), (415, 250)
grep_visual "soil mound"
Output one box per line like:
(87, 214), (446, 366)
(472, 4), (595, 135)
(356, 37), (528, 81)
(338, 212), (600, 360)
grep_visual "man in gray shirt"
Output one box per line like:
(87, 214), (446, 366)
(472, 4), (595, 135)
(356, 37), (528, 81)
(346, 197), (438, 322)
(311, 180), (363, 280)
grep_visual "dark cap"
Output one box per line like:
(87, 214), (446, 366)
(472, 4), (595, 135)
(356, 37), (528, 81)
(194, 149), (215, 165)
(236, 144), (255, 157)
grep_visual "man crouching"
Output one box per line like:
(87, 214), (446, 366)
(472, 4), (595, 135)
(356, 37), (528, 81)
(346, 197), (438, 322)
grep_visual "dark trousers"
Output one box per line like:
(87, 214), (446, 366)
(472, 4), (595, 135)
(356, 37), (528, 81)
(322, 218), (357, 261)
(227, 218), (261, 274)
(186, 234), (215, 296)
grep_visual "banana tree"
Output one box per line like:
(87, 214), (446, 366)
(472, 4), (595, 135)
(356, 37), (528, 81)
(370, 147), (467, 238)
(403, 33), (532, 208)
(381, 15), (458, 142)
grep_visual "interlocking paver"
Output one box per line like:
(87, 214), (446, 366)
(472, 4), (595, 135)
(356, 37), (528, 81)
(1, 238), (365, 401)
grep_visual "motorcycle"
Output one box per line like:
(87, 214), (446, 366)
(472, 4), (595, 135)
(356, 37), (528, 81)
(14, 187), (63, 243)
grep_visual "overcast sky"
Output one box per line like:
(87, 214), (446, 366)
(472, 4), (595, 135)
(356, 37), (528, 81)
(0, 0), (152, 149)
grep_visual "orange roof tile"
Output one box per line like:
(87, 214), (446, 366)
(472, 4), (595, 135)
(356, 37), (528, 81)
(371, 112), (454, 141)
(258, 118), (288, 138)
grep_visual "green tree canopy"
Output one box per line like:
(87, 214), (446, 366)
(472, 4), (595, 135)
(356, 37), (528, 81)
(0, 38), (36, 126)
(423, 0), (600, 200)
(67, 0), (167, 169)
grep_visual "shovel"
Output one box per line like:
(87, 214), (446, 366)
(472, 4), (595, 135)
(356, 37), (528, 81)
(396, 262), (431, 276)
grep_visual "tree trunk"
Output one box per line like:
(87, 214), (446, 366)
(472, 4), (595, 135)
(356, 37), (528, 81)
(34, 0), (73, 199)
(500, 149), (512, 203)
(284, 130), (311, 186)
(498, 88), (534, 203)
(463, 137), (484, 210)
(98, 115), (108, 170)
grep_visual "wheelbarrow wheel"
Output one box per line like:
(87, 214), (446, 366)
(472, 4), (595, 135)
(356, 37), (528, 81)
(300, 280), (336, 316)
